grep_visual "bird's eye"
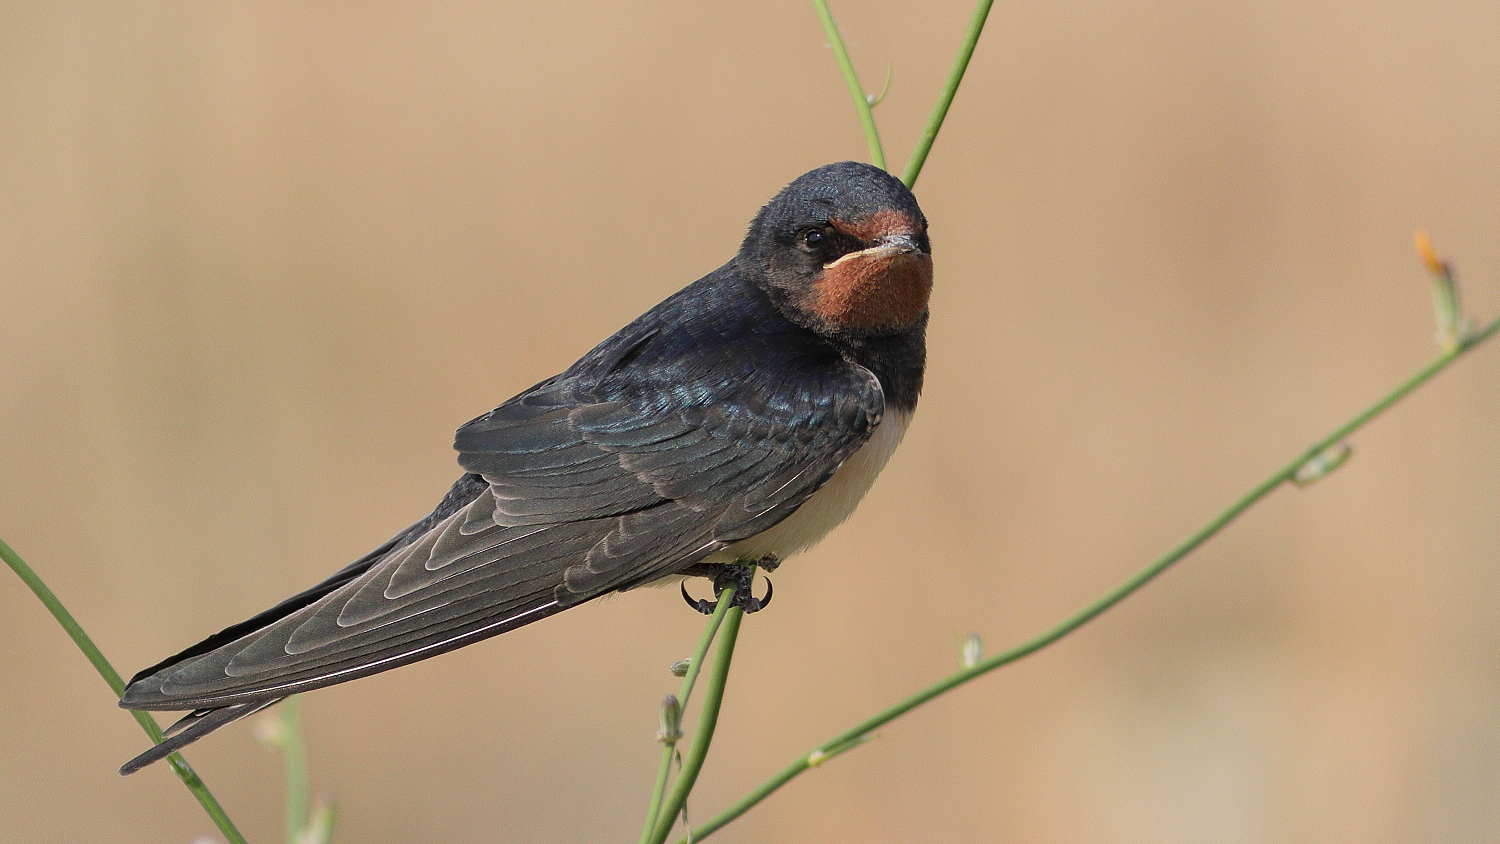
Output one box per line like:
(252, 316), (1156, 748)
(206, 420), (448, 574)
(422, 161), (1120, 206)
(800, 228), (827, 249)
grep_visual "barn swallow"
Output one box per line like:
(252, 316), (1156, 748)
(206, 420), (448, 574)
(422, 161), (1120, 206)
(118, 161), (931, 775)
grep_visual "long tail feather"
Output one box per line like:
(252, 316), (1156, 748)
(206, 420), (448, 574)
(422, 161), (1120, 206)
(119, 698), (282, 775)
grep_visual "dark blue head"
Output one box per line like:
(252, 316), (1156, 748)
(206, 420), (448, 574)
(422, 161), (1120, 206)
(739, 162), (932, 338)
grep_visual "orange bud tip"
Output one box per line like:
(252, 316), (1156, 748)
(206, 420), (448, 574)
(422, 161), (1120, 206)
(1415, 230), (1446, 275)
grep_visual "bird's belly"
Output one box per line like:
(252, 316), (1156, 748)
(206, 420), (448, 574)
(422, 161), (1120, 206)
(704, 408), (911, 565)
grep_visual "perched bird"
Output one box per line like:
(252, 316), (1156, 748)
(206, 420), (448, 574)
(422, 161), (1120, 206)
(118, 161), (932, 775)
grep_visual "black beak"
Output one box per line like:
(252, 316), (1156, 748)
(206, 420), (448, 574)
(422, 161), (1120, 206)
(875, 233), (920, 254)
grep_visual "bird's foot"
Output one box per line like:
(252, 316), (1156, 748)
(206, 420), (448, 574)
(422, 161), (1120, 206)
(679, 557), (777, 615)
(754, 553), (782, 573)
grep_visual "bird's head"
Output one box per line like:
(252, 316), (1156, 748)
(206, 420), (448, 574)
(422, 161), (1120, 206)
(740, 161), (932, 338)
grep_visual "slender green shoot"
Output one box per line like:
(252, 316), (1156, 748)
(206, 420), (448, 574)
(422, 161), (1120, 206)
(257, 694), (327, 844)
(299, 799), (338, 844)
(0, 537), (249, 844)
(1416, 231), (1469, 352)
(282, 697), (310, 843)
(814, 0), (886, 170)
(901, 0), (995, 188)
(868, 63), (895, 108)
(644, 581), (749, 844)
(638, 585), (739, 844)
(676, 308), (1500, 841)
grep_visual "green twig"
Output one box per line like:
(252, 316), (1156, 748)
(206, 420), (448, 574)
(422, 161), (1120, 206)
(645, 582), (748, 844)
(638, 586), (738, 844)
(901, 0), (995, 188)
(258, 693), (336, 844)
(814, 0), (886, 170)
(300, 799), (337, 844)
(676, 317), (1500, 842)
(868, 63), (895, 108)
(1417, 231), (1470, 352)
(0, 537), (249, 844)
(280, 697), (311, 844)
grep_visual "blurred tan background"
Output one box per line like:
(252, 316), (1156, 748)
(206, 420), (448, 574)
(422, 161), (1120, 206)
(3, 2), (1499, 842)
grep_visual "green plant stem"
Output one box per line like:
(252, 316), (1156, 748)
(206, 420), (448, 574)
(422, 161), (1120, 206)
(0, 537), (249, 844)
(638, 587), (738, 844)
(646, 588), (748, 844)
(901, 0), (995, 189)
(676, 314), (1500, 842)
(280, 695), (311, 844)
(640, 730), (678, 844)
(814, 0), (886, 170)
(303, 799), (337, 844)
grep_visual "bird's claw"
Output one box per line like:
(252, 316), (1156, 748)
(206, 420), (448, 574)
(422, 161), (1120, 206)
(679, 562), (775, 615)
(739, 576), (773, 613)
(680, 581), (718, 615)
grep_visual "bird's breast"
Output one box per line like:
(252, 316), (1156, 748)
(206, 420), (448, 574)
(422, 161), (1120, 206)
(707, 408), (912, 565)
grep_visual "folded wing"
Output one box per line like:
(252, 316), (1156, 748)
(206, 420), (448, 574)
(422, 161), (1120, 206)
(121, 281), (884, 712)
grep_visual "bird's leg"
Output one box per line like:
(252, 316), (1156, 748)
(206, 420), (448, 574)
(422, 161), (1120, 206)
(678, 555), (779, 615)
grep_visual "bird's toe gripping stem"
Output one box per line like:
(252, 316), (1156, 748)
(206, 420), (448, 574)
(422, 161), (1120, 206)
(680, 556), (777, 615)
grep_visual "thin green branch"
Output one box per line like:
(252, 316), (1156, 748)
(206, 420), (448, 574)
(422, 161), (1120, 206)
(640, 701), (680, 844)
(868, 63), (895, 108)
(645, 584), (748, 844)
(677, 315), (1500, 842)
(258, 693), (336, 844)
(1417, 231), (1470, 352)
(300, 799), (337, 844)
(901, 0), (995, 188)
(281, 697), (311, 844)
(814, 0), (886, 170)
(638, 587), (738, 844)
(0, 537), (249, 844)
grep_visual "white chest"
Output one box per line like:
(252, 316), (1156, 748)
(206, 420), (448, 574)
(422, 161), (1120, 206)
(707, 408), (911, 565)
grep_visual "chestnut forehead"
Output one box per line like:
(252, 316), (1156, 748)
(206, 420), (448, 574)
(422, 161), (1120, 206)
(829, 209), (923, 242)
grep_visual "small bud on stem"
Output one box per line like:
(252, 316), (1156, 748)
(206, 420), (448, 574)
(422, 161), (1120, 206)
(656, 695), (683, 744)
